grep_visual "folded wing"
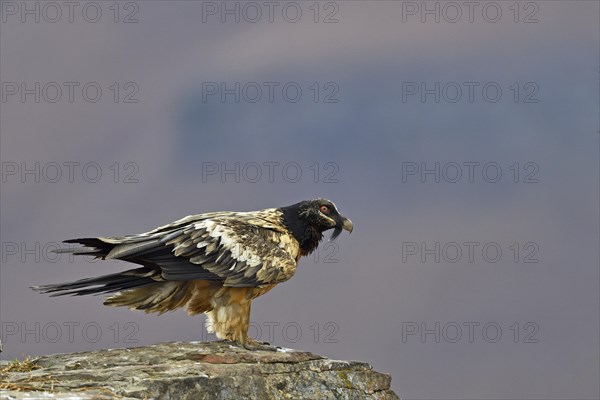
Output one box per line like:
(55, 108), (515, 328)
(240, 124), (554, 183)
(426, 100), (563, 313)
(62, 211), (300, 288)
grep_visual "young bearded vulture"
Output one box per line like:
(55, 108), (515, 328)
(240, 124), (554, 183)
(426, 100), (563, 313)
(32, 198), (353, 350)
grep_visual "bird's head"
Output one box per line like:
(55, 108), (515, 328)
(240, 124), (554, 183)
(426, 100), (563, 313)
(280, 198), (353, 254)
(297, 198), (353, 240)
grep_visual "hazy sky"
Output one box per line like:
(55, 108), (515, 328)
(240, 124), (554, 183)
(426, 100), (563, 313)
(1, 1), (598, 399)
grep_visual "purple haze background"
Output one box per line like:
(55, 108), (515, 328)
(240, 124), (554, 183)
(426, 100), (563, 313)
(1, 2), (598, 399)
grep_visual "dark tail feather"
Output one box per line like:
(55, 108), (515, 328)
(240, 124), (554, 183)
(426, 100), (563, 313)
(31, 268), (157, 297)
(53, 238), (116, 257)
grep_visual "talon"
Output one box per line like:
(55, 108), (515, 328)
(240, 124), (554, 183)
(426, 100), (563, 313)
(242, 338), (278, 351)
(243, 343), (278, 351)
(214, 339), (236, 345)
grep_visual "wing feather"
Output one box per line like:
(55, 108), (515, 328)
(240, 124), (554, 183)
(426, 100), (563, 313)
(87, 210), (300, 287)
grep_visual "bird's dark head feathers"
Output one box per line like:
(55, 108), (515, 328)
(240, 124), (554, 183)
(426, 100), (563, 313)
(280, 198), (353, 255)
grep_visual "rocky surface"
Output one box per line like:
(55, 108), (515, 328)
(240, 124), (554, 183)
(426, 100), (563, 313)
(0, 341), (399, 399)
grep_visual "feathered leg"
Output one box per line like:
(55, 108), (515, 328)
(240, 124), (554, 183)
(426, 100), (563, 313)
(202, 287), (276, 350)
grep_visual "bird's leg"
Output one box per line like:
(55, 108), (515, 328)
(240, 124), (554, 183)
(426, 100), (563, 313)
(239, 302), (278, 351)
(208, 288), (252, 344)
(207, 288), (280, 351)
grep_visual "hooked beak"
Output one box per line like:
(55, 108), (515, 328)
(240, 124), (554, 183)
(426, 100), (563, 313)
(341, 217), (353, 233)
(330, 217), (353, 240)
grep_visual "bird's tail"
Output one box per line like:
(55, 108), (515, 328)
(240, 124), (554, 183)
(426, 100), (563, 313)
(31, 236), (195, 314)
(31, 237), (159, 297)
(30, 267), (158, 297)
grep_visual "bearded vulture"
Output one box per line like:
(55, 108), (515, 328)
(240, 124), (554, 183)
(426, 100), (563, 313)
(32, 198), (353, 350)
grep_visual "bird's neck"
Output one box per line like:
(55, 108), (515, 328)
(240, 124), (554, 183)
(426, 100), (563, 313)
(279, 206), (323, 256)
(297, 226), (323, 256)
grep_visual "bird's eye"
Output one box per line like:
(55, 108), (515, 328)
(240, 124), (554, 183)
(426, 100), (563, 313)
(320, 205), (329, 213)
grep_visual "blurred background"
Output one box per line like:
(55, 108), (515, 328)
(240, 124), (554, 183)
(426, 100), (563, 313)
(1, 1), (598, 398)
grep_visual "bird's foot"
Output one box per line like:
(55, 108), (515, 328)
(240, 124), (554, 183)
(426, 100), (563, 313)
(242, 338), (279, 351)
(214, 339), (237, 346)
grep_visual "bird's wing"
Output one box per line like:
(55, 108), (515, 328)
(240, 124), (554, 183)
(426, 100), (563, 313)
(89, 211), (300, 287)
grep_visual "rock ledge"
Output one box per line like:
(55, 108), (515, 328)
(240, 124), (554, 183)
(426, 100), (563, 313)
(0, 341), (399, 399)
